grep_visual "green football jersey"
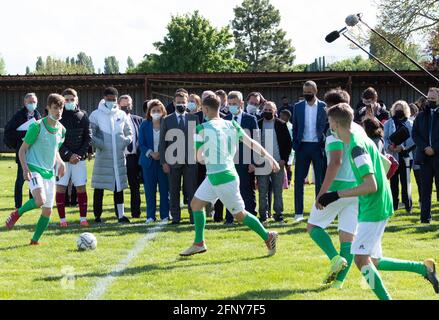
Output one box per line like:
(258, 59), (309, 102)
(348, 124), (393, 222)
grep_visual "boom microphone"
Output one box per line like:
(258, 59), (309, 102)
(325, 27), (347, 43)
(345, 13), (362, 27)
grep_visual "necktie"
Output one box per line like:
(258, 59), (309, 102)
(179, 115), (185, 130)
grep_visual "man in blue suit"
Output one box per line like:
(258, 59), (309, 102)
(223, 91), (259, 224)
(292, 81), (327, 222)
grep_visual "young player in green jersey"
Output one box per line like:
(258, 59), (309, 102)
(5, 94), (66, 245)
(307, 90), (358, 289)
(318, 103), (438, 300)
(180, 95), (280, 257)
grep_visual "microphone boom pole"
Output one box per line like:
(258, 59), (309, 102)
(358, 17), (439, 84)
(341, 32), (428, 98)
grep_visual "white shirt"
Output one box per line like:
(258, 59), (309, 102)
(153, 128), (160, 153)
(302, 100), (319, 142)
(232, 111), (243, 125)
(125, 114), (137, 155)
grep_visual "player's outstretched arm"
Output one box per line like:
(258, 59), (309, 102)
(241, 131), (280, 173)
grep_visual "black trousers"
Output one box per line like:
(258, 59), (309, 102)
(420, 156), (439, 222)
(390, 156), (412, 212)
(126, 154), (141, 217)
(413, 168), (422, 211)
(93, 187), (124, 219)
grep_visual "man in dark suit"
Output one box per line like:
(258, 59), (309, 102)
(4, 93), (41, 209)
(220, 91), (260, 224)
(257, 101), (292, 223)
(412, 87), (439, 224)
(292, 81), (327, 222)
(119, 95), (143, 218)
(160, 91), (199, 224)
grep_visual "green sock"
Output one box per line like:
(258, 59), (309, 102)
(336, 242), (353, 283)
(32, 215), (50, 242)
(193, 210), (206, 244)
(309, 227), (338, 260)
(361, 262), (392, 300)
(243, 213), (269, 241)
(377, 257), (427, 276)
(18, 199), (37, 216)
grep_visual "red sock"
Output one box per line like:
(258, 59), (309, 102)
(77, 192), (88, 218)
(56, 192), (66, 219)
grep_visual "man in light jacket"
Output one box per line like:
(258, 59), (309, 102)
(89, 87), (133, 223)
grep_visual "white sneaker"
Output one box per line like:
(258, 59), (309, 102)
(161, 217), (169, 223)
(294, 214), (304, 222)
(179, 244), (207, 256)
(145, 218), (155, 224)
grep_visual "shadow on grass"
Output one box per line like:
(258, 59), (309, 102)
(223, 286), (330, 300)
(36, 255), (269, 282)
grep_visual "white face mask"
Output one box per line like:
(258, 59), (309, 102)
(151, 113), (162, 121)
(246, 104), (258, 114)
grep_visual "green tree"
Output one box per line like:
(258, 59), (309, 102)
(33, 56), (90, 75)
(134, 11), (246, 73)
(36, 56), (44, 72)
(377, 0), (439, 38)
(0, 56), (6, 75)
(327, 55), (376, 71)
(232, 0), (296, 71)
(25, 66), (31, 75)
(104, 56), (120, 74)
(76, 52), (95, 73)
(126, 56), (135, 72)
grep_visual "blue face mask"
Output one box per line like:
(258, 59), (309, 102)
(105, 101), (115, 110)
(65, 102), (76, 111)
(26, 103), (37, 112)
(187, 102), (197, 112)
(204, 115), (210, 122)
(229, 105), (240, 115)
(48, 114), (61, 122)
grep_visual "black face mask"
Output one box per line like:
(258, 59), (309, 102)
(262, 112), (274, 121)
(428, 101), (438, 109)
(176, 104), (187, 114)
(304, 94), (315, 102)
(120, 106), (131, 114)
(394, 110), (405, 119)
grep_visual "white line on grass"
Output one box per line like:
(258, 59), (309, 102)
(85, 221), (167, 300)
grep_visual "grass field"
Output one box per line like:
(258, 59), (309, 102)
(0, 153), (438, 300)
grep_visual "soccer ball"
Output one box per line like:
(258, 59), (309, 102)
(77, 232), (97, 251)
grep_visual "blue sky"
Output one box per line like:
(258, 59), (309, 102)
(1, 0), (378, 74)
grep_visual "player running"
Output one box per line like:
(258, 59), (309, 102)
(318, 103), (439, 300)
(307, 89), (358, 289)
(5, 94), (66, 245)
(180, 95), (280, 257)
